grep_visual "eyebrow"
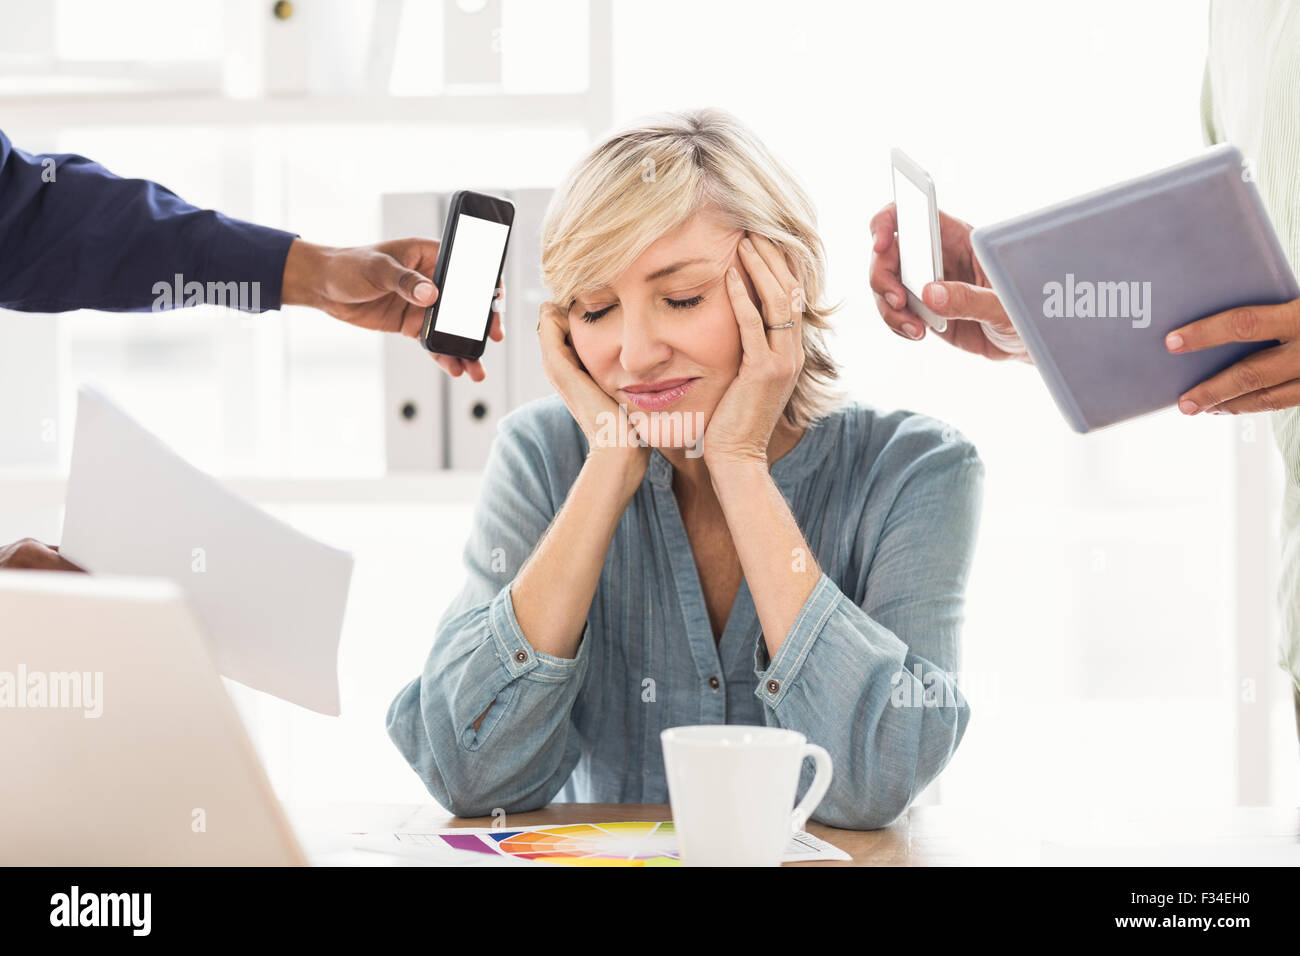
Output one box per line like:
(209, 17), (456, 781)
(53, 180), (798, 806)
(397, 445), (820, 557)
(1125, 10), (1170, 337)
(642, 257), (712, 282)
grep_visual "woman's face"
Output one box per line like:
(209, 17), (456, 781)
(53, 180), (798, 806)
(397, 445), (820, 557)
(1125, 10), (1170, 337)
(567, 209), (761, 448)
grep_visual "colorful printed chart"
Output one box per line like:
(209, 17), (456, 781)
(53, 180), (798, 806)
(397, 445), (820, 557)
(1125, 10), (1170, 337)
(435, 821), (680, 867)
(404, 821), (851, 866)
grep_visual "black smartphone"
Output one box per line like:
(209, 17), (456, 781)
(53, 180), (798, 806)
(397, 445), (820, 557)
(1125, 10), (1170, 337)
(419, 190), (515, 359)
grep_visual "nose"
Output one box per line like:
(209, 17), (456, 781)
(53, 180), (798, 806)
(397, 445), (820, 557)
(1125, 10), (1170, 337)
(618, 304), (672, 377)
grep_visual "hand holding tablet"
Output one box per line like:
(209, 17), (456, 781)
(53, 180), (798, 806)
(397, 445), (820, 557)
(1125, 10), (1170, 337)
(873, 144), (1300, 430)
(971, 144), (1299, 432)
(1164, 297), (1300, 416)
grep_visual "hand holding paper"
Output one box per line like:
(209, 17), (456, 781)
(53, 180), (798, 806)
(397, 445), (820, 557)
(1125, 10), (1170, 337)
(60, 387), (353, 715)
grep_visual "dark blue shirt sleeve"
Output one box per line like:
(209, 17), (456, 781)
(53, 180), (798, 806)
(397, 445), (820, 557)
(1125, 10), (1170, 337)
(0, 128), (298, 313)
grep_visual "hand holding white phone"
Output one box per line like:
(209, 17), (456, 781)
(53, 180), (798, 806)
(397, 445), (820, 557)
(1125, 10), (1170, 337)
(890, 148), (947, 333)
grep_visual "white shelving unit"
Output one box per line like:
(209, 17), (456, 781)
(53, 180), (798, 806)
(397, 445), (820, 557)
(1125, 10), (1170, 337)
(0, 0), (612, 498)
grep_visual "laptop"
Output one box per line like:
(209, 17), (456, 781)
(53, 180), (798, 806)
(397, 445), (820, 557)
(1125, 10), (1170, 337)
(0, 571), (306, 865)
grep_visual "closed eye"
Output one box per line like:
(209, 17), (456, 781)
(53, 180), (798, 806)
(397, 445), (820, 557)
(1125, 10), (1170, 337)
(581, 294), (702, 322)
(581, 305), (615, 323)
(666, 295), (703, 310)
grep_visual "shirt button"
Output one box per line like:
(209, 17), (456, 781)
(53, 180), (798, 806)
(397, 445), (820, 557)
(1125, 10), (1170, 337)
(514, 650), (528, 663)
(708, 676), (720, 690)
(766, 679), (780, 695)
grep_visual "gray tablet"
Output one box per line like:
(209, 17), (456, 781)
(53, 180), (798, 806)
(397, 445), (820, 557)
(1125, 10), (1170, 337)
(970, 144), (1298, 432)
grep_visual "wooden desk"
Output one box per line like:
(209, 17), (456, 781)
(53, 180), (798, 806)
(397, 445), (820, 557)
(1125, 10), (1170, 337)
(290, 802), (1300, 866)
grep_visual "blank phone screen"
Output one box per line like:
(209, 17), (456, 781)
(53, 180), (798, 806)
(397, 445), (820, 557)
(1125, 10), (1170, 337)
(893, 168), (936, 297)
(435, 213), (510, 340)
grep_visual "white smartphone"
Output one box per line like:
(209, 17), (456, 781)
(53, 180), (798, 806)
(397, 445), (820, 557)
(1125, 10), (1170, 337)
(890, 148), (946, 333)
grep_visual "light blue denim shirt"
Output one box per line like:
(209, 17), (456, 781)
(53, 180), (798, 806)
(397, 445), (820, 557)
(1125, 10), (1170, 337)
(387, 394), (983, 830)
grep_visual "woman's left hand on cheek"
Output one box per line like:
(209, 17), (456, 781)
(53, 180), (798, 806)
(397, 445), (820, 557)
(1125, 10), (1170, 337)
(1167, 298), (1300, 415)
(703, 233), (806, 466)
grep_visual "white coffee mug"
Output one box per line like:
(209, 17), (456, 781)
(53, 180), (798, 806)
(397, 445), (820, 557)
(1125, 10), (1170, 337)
(661, 724), (833, 867)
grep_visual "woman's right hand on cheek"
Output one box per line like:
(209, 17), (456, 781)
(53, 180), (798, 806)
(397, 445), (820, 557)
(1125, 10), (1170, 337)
(537, 303), (650, 489)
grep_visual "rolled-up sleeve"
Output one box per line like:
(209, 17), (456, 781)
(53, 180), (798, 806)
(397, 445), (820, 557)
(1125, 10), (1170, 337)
(752, 430), (984, 830)
(386, 409), (590, 817)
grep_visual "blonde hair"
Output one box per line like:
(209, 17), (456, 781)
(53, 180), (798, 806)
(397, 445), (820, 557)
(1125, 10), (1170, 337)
(540, 107), (842, 428)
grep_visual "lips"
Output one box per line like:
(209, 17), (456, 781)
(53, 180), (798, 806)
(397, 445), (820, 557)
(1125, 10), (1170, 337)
(621, 377), (698, 411)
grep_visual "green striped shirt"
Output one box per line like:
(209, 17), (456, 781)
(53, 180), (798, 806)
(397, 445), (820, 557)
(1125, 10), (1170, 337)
(1201, 0), (1300, 694)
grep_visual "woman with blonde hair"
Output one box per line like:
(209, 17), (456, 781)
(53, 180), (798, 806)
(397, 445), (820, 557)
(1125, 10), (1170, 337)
(388, 108), (983, 830)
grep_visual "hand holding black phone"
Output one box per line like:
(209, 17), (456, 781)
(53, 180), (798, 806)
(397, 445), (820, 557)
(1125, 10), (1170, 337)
(419, 190), (515, 360)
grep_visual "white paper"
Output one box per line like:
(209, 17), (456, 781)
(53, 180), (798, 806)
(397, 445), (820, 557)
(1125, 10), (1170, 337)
(60, 387), (353, 715)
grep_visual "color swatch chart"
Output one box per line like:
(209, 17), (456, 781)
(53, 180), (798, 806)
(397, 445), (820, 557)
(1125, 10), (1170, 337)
(398, 821), (849, 866)
(428, 821), (680, 866)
